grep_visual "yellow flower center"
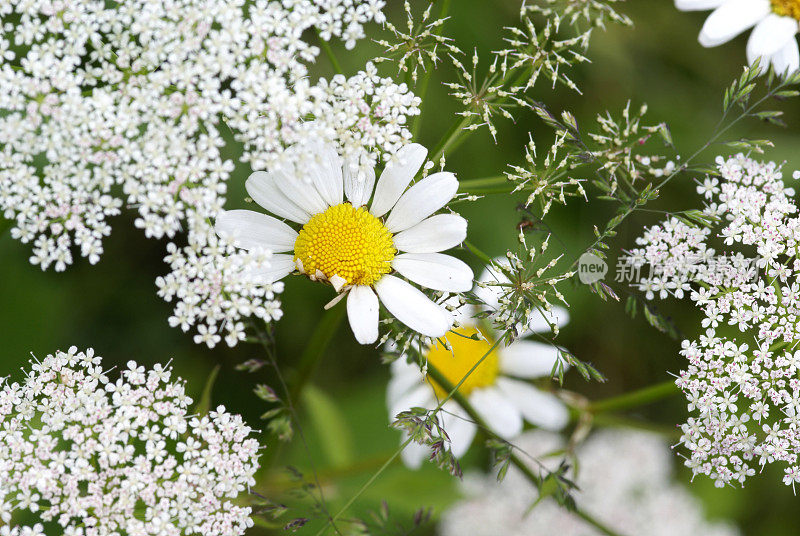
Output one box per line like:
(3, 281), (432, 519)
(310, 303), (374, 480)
(772, 0), (800, 19)
(293, 203), (396, 286)
(426, 326), (500, 398)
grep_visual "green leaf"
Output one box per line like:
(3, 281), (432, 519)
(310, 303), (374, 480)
(301, 384), (355, 468)
(195, 365), (221, 415)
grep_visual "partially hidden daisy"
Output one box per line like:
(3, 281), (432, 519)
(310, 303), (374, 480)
(387, 262), (570, 468)
(215, 139), (473, 345)
(676, 0), (800, 74)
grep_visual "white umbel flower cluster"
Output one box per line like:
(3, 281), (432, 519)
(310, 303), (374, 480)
(439, 430), (740, 536)
(0, 0), (420, 346)
(626, 154), (800, 488)
(0, 346), (261, 535)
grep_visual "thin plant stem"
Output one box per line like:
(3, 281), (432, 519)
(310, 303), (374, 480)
(588, 379), (678, 413)
(411, 0), (453, 139)
(315, 30), (344, 75)
(252, 322), (344, 536)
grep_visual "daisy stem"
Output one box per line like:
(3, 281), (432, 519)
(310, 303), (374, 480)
(587, 379), (678, 414)
(288, 303), (347, 404)
(315, 30), (344, 75)
(425, 361), (625, 536)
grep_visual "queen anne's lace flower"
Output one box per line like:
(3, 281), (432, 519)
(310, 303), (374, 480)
(439, 430), (740, 536)
(0, 346), (260, 535)
(0, 0), (420, 347)
(627, 154), (800, 488)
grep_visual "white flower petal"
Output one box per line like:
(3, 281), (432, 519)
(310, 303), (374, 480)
(344, 160), (376, 208)
(495, 377), (569, 431)
(470, 387), (523, 439)
(385, 172), (459, 233)
(388, 383), (434, 421)
(772, 36), (800, 74)
(243, 253), (295, 283)
(387, 360), (423, 405)
(527, 306), (570, 334)
(306, 142), (344, 207)
(699, 0), (770, 48)
(393, 214), (468, 253)
(273, 170), (330, 215)
(347, 286), (380, 345)
(374, 275), (453, 338)
(747, 14), (798, 65)
(441, 402), (478, 458)
(246, 171), (311, 223)
(215, 209), (298, 252)
(499, 340), (561, 379)
(400, 434), (430, 469)
(370, 143), (428, 217)
(675, 0), (727, 11)
(392, 253), (474, 293)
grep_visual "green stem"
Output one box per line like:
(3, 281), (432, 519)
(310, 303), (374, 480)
(588, 380), (678, 414)
(288, 304), (347, 404)
(316, 31), (344, 75)
(425, 362), (624, 536)
(463, 240), (494, 265)
(458, 175), (519, 195)
(430, 115), (473, 163)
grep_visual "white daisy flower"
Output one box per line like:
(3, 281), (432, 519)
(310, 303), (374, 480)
(387, 263), (570, 469)
(215, 139), (473, 345)
(676, 0), (800, 74)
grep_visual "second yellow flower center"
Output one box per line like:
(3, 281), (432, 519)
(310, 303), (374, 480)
(293, 203), (396, 286)
(772, 0), (800, 19)
(426, 326), (500, 398)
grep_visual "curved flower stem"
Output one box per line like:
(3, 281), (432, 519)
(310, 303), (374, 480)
(588, 379), (678, 414)
(288, 304), (347, 404)
(315, 30), (344, 75)
(463, 240), (494, 265)
(430, 115), (473, 163)
(457, 175), (516, 194)
(425, 362), (625, 536)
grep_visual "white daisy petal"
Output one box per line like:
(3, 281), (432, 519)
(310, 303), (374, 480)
(699, 0), (771, 48)
(215, 209), (298, 252)
(499, 340), (561, 379)
(245, 171), (311, 223)
(469, 387), (523, 439)
(273, 170), (330, 215)
(392, 253), (474, 293)
(374, 275), (453, 338)
(772, 36), (800, 74)
(387, 360), (423, 405)
(307, 143), (344, 207)
(675, 0), (727, 11)
(495, 378), (569, 431)
(385, 172), (459, 233)
(393, 214), (468, 253)
(344, 161), (376, 208)
(242, 253), (295, 283)
(441, 402), (478, 458)
(389, 383), (435, 421)
(370, 143), (428, 217)
(347, 286), (380, 345)
(400, 435), (431, 469)
(747, 14), (798, 65)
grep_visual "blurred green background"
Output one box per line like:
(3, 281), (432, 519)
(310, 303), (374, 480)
(2, 0), (800, 534)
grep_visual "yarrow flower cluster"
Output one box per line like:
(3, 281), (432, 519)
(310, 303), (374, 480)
(0, 346), (260, 535)
(626, 154), (800, 488)
(439, 430), (740, 536)
(0, 0), (426, 346)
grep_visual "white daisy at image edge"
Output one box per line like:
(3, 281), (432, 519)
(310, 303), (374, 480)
(387, 261), (570, 469)
(676, 0), (800, 73)
(214, 139), (473, 345)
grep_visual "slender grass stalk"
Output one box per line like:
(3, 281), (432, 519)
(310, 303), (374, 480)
(588, 379), (678, 414)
